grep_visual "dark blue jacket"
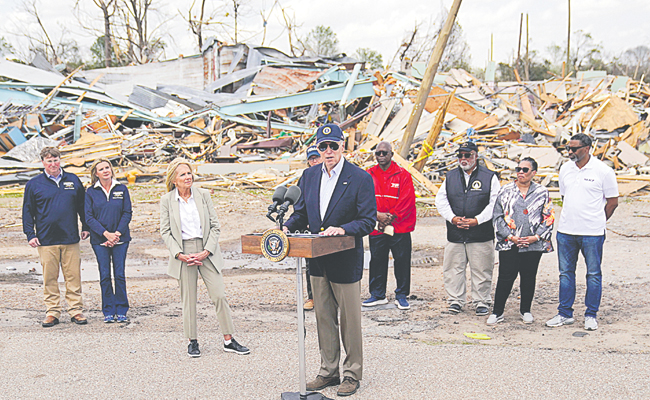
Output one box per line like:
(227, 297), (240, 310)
(285, 159), (376, 283)
(22, 170), (88, 246)
(85, 182), (132, 245)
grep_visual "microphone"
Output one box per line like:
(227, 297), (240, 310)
(278, 185), (301, 215)
(276, 185), (301, 230)
(266, 186), (288, 222)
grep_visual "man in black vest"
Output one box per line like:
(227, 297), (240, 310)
(435, 142), (500, 316)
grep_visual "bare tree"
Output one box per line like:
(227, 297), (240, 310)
(279, 7), (305, 57)
(619, 45), (650, 80)
(75, 0), (117, 67)
(16, 0), (83, 65)
(570, 30), (602, 71)
(96, 0), (116, 67)
(185, 0), (207, 50)
(392, 9), (471, 71)
(20, 0), (59, 62)
(116, 0), (167, 64)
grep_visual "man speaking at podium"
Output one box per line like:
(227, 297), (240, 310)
(284, 123), (376, 397)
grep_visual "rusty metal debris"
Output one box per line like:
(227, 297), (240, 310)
(1, 46), (649, 198)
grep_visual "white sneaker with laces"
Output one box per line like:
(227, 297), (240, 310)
(521, 312), (534, 324)
(584, 316), (598, 331)
(486, 314), (504, 325)
(546, 314), (575, 327)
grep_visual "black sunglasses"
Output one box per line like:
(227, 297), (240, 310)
(318, 142), (340, 152)
(458, 152), (474, 159)
(375, 150), (390, 157)
(565, 145), (587, 153)
(515, 167), (531, 173)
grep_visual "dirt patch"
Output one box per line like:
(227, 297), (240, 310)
(1, 186), (650, 354)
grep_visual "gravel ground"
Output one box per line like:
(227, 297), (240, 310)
(2, 188), (650, 399)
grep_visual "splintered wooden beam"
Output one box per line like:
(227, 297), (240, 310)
(413, 89), (456, 172)
(392, 152), (439, 195)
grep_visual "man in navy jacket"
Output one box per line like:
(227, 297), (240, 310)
(22, 147), (90, 327)
(285, 124), (376, 397)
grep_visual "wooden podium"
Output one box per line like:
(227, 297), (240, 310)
(241, 234), (355, 400)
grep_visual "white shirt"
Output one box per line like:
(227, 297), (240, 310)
(175, 188), (203, 240)
(435, 169), (501, 225)
(558, 156), (618, 236)
(46, 169), (62, 187)
(94, 179), (120, 200)
(319, 157), (345, 220)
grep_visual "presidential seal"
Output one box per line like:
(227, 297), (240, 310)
(260, 228), (290, 262)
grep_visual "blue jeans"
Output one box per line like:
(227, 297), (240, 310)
(92, 243), (130, 317)
(368, 232), (412, 300)
(556, 232), (605, 318)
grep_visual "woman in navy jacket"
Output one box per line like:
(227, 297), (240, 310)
(85, 158), (132, 323)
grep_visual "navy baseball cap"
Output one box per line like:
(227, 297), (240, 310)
(458, 141), (478, 153)
(306, 145), (320, 159)
(315, 124), (344, 144)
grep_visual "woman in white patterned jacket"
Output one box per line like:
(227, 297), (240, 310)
(487, 157), (555, 325)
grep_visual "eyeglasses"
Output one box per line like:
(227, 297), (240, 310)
(515, 167), (531, 173)
(458, 152), (474, 159)
(565, 145), (587, 153)
(318, 142), (340, 152)
(374, 150), (390, 157)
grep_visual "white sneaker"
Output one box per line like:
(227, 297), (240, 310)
(545, 314), (575, 327)
(521, 312), (534, 324)
(585, 316), (598, 331)
(486, 314), (504, 325)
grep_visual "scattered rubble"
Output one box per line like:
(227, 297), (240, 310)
(1, 45), (649, 200)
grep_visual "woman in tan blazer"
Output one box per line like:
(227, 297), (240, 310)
(160, 158), (249, 357)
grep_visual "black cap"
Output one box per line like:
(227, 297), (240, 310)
(458, 141), (478, 153)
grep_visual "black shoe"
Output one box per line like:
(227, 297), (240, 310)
(476, 306), (489, 316)
(224, 338), (250, 355)
(448, 304), (462, 314)
(188, 339), (201, 358)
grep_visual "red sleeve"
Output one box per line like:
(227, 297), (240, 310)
(389, 170), (416, 221)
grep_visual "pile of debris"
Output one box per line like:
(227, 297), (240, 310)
(1, 43), (649, 198)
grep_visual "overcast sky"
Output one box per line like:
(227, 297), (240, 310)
(1, 0), (649, 69)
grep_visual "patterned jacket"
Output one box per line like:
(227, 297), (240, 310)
(493, 181), (554, 252)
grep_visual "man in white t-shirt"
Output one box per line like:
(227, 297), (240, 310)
(546, 133), (619, 331)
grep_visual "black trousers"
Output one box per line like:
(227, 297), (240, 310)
(492, 247), (543, 316)
(368, 232), (412, 300)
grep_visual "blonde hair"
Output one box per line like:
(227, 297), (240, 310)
(166, 158), (194, 192)
(89, 158), (114, 186)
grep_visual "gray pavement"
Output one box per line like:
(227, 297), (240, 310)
(1, 326), (649, 399)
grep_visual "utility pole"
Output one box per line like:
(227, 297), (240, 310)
(566, 0), (571, 76)
(524, 13), (530, 81)
(516, 13), (523, 76)
(398, 0), (463, 159)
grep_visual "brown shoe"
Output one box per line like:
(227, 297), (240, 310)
(337, 377), (359, 397)
(42, 316), (59, 328)
(71, 314), (88, 325)
(306, 375), (340, 391)
(303, 298), (314, 311)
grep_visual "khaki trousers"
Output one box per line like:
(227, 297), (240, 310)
(37, 243), (83, 318)
(443, 240), (494, 309)
(179, 238), (234, 340)
(311, 272), (363, 381)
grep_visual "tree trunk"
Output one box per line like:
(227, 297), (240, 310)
(398, 0), (463, 159)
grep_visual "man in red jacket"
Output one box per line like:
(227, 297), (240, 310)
(363, 141), (417, 310)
